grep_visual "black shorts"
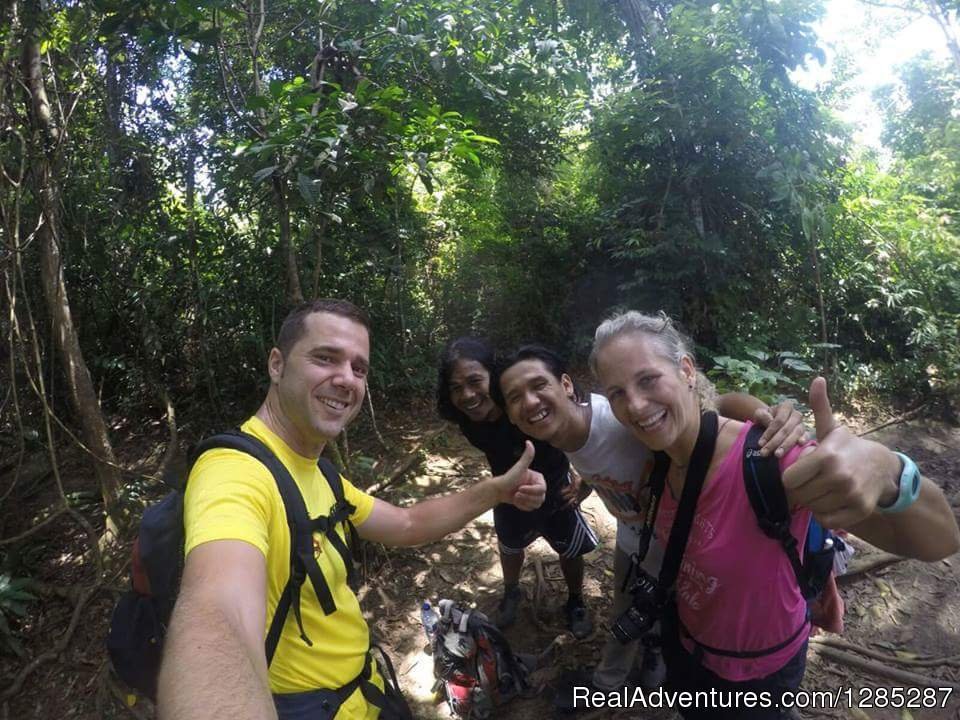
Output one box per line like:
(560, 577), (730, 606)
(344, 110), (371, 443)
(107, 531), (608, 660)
(493, 498), (598, 560)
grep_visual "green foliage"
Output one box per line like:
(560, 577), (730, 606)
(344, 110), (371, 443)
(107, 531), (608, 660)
(824, 153), (960, 400)
(710, 349), (815, 403)
(584, 0), (836, 348)
(3, 0), (960, 466)
(0, 574), (35, 657)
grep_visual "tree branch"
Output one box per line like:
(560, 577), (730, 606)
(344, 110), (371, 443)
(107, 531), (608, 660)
(1, 583), (102, 700)
(812, 643), (960, 690)
(837, 551), (907, 584)
(809, 636), (960, 668)
(215, 31), (265, 139)
(0, 506), (67, 545)
(855, 0), (927, 16)
(857, 403), (928, 436)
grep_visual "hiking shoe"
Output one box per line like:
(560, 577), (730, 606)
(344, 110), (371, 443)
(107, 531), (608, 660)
(638, 644), (666, 688)
(552, 668), (595, 716)
(565, 596), (593, 639)
(497, 585), (523, 628)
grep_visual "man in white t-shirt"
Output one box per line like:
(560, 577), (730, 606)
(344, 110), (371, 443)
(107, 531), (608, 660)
(567, 392), (665, 689)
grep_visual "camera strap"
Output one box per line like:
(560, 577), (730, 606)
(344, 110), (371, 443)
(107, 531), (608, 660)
(654, 411), (719, 605)
(621, 451), (669, 593)
(637, 453), (668, 561)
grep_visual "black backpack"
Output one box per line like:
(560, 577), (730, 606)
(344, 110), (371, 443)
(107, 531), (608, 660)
(106, 430), (411, 718)
(742, 424), (842, 603)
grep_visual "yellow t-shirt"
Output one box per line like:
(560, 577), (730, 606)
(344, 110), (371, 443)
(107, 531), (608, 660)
(183, 416), (382, 718)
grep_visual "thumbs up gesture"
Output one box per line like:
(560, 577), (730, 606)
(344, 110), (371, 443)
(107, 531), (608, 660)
(782, 377), (902, 529)
(495, 441), (547, 511)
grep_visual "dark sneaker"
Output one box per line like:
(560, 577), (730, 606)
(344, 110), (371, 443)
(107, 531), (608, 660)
(552, 668), (595, 716)
(638, 644), (666, 688)
(497, 585), (523, 628)
(565, 596), (593, 639)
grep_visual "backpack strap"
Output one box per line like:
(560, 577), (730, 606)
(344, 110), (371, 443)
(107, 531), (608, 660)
(262, 451), (358, 665)
(192, 431), (315, 663)
(191, 431), (356, 666)
(676, 610), (809, 659)
(475, 618), (530, 695)
(741, 424), (807, 597)
(317, 457), (360, 592)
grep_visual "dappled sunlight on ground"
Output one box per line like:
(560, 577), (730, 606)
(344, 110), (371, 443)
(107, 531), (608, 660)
(368, 424), (960, 720)
(366, 428), (625, 718)
(5, 419), (960, 719)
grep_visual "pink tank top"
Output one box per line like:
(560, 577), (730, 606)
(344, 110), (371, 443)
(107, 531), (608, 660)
(654, 422), (813, 681)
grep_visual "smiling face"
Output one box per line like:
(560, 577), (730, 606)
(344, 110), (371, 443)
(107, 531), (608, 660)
(498, 358), (578, 445)
(448, 359), (500, 423)
(594, 331), (698, 453)
(268, 311), (369, 454)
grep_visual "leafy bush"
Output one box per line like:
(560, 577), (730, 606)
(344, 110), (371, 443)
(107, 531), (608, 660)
(0, 574), (35, 657)
(709, 349), (816, 404)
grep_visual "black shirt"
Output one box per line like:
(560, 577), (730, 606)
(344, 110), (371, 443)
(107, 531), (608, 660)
(459, 413), (569, 509)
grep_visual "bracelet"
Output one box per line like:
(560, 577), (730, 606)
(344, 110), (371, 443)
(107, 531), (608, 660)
(877, 452), (921, 514)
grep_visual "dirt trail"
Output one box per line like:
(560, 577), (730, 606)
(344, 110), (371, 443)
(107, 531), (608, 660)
(368, 423), (960, 720)
(3, 418), (959, 719)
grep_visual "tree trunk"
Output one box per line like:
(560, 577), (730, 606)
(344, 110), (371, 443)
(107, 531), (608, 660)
(242, 0), (303, 308)
(272, 174), (304, 306)
(924, 0), (960, 76)
(20, 4), (123, 530)
(103, 47), (125, 175)
(809, 233), (831, 376)
(617, 0), (661, 43)
(311, 216), (326, 299)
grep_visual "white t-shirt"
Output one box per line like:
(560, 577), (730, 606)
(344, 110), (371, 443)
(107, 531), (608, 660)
(568, 394), (656, 556)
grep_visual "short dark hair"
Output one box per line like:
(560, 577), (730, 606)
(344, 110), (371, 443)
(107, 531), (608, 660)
(275, 299), (370, 357)
(491, 344), (583, 407)
(436, 337), (496, 423)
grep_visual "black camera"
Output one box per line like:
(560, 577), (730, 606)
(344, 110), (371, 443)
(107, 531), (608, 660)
(610, 569), (661, 644)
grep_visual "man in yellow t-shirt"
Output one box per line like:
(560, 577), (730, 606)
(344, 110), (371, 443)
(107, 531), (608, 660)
(157, 299), (547, 720)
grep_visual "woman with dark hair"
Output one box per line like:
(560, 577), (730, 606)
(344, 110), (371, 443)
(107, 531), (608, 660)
(437, 337), (598, 637)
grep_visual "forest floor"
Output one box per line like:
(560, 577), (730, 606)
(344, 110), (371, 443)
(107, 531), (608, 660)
(3, 405), (960, 720)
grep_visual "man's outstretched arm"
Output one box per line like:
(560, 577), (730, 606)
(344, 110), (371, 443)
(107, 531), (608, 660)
(158, 540), (276, 720)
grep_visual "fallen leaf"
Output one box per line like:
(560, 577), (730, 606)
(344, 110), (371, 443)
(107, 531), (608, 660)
(901, 710), (914, 720)
(849, 708), (871, 720)
(894, 650), (918, 660)
(873, 578), (892, 596)
(375, 586), (394, 609)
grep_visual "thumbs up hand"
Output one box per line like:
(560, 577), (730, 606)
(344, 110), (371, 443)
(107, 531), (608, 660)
(495, 441), (547, 511)
(781, 377), (902, 529)
(807, 375), (839, 441)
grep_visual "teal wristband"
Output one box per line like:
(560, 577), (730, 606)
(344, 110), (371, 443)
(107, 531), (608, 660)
(877, 452), (921, 514)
